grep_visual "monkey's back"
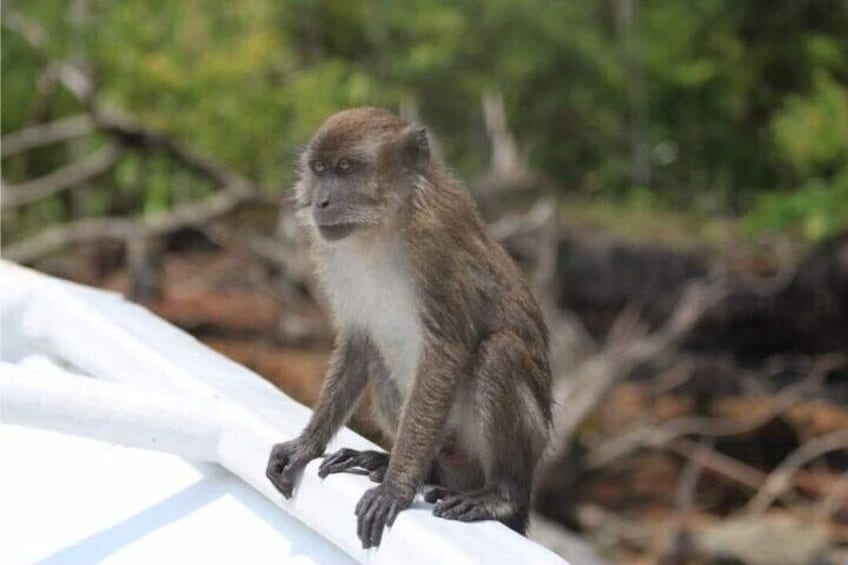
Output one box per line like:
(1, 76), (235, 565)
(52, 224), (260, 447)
(405, 167), (553, 423)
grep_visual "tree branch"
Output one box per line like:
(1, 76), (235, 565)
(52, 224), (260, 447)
(1, 114), (96, 158)
(94, 111), (250, 188)
(667, 437), (766, 493)
(744, 428), (848, 515)
(544, 276), (729, 463)
(2, 9), (48, 50)
(2, 144), (123, 208)
(2, 217), (139, 262)
(584, 357), (837, 469)
(3, 182), (255, 264)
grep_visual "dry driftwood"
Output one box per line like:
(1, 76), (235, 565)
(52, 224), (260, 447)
(544, 275), (729, 464)
(475, 90), (541, 196)
(584, 356), (838, 469)
(744, 428), (848, 515)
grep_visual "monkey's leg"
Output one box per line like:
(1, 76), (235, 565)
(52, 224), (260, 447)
(318, 448), (389, 483)
(317, 370), (397, 483)
(355, 346), (464, 548)
(427, 332), (548, 534)
(267, 332), (373, 498)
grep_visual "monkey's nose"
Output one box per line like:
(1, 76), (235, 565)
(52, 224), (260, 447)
(317, 198), (330, 209)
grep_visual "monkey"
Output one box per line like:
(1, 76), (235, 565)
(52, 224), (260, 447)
(266, 107), (552, 549)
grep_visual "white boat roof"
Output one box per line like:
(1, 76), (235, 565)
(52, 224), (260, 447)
(0, 262), (565, 564)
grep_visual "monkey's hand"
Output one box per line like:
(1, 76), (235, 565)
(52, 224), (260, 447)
(318, 448), (389, 483)
(266, 438), (322, 499)
(355, 482), (414, 548)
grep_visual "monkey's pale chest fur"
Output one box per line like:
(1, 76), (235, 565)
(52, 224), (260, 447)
(318, 237), (423, 393)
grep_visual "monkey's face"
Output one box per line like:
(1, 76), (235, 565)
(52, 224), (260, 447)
(294, 108), (430, 243)
(299, 150), (383, 242)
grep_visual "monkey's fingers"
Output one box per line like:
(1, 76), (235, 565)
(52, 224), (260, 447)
(432, 493), (465, 515)
(356, 489), (381, 548)
(424, 486), (453, 503)
(385, 500), (402, 527)
(432, 490), (509, 523)
(362, 495), (386, 548)
(370, 502), (393, 548)
(318, 448), (388, 479)
(266, 450), (293, 497)
(267, 445), (289, 475)
(434, 497), (475, 520)
(355, 490), (373, 547)
(318, 448), (359, 478)
(266, 456), (305, 499)
(267, 465), (298, 498)
(355, 485), (409, 548)
(367, 495), (398, 548)
(438, 500), (489, 522)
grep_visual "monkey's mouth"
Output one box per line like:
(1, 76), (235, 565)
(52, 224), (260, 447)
(317, 223), (358, 241)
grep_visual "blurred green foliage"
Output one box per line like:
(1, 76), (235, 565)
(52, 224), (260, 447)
(743, 176), (848, 241)
(3, 0), (847, 242)
(746, 72), (848, 240)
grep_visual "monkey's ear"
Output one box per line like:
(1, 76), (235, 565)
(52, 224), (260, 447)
(401, 126), (430, 172)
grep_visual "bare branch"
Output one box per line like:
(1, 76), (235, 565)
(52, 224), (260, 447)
(675, 438), (709, 514)
(2, 217), (138, 262)
(585, 361), (831, 469)
(145, 182), (254, 233)
(816, 470), (848, 519)
(7, 7), (180, 184)
(203, 221), (313, 295)
(2, 10), (48, 50)
(2, 144), (123, 208)
(2, 182), (255, 263)
(3, 11), (95, 104)
(95, 112), (250, 188)
(482, 90), (524, 183)
(544, 275), (729, 463)
(6, 10), (86, 109)
(489, 199), (558, 245)
(1, 115), (96, 158)
(668, 437), (767, 493)
(744, 428), (848, 515)
(661, 437), (711, 563)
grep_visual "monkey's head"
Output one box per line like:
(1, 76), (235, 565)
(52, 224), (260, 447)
(294, 107), (430, 242)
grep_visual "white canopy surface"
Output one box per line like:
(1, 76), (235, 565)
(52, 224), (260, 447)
(0, 262), (565, 564)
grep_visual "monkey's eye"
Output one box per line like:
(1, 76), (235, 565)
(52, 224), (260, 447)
(336, 158), (355, 174)
(310, 160), (327, 175)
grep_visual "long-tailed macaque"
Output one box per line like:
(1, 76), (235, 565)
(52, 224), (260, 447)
(267, 107), (552, 548)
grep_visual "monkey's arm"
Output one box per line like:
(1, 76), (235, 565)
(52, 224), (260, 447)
(266, 330), (372, 498)
(354, 342), (462, 548)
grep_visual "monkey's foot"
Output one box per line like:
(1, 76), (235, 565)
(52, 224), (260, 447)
(355, 482), (414, 548)
(317, 448), (389, 483)
(425, 486), (527, 532)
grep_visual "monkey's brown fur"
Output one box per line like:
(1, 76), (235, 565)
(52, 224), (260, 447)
(267, 107), (552, 548)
